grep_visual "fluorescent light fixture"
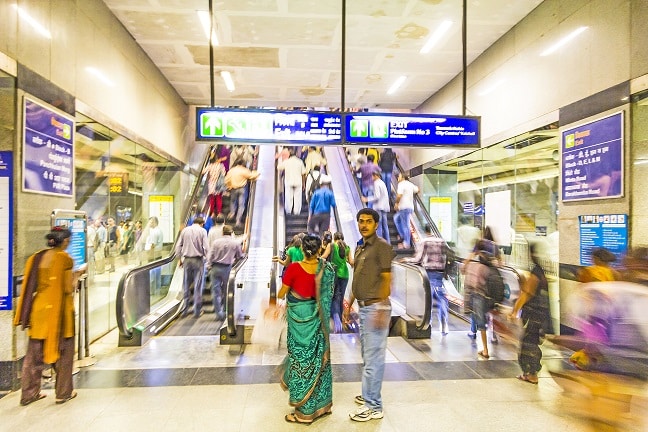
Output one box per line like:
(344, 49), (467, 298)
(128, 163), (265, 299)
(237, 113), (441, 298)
(634, 159), (648, 166)
(540, 26), (588, 56)
(420, 20), (452, 54)
(220, 71), (235, 92)
(479, 79), (505, 96)
(197, 10), (219, 45)
(387, 76), (407, 95)
(85, 67), (115, 87)
(12, 4), (52, 39)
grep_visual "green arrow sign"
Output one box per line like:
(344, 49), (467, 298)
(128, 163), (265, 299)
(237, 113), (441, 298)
(350, 119), (368, 138)
(200, 113), (224, 137)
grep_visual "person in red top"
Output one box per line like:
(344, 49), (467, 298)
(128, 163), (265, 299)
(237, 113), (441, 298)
(277, 235), (333, 425)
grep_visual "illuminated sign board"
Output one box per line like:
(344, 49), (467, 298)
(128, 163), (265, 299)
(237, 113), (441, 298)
(344, 113), (480, 147)
(196, 108), (342, 143)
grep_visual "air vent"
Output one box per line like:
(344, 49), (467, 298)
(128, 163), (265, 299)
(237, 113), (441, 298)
(503, 134), (552, 150)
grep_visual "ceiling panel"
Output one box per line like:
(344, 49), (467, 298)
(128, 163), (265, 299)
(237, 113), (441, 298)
(102, 0), (544, 109)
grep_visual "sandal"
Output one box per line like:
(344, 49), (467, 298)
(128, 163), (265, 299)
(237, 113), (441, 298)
(478, 350), (490, 359)
(20, 393), (46, 406)
(55, 390), (78, 404)
(285, 412), (313, 425)
(516, 374), (538, 385)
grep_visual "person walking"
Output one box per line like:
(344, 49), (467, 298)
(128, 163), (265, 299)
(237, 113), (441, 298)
(207, 225), (243, 320)
(13, 227), (86, 406)
(176, 216), (208, 317)
(343, 208), (395, 422)
(405, 224), (449, 334)
(509, 243), (550, 384)
(307, 175), (336, 235)
(279, 235), (333, 425)
(362, 171), (390, 244)
(278, 149), (306, 215)
(378, 148), (396, 200)
(225, 159), (259, 227)
(393, 173), (419, 248)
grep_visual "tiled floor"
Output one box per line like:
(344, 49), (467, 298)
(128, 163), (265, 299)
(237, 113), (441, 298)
(2, 316), (646, 432)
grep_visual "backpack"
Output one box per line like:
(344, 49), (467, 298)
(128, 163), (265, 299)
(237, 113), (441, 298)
(306, 171), (321, 202)
(485, 263), (505, 305)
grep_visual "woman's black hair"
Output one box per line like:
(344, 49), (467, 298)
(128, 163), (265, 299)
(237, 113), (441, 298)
(46, 226), (71, 247)
(301, 235), (322, 259)
(322, 231), (332, 244)
(483, 226), (495, 241)
(334, 231), (347, 259)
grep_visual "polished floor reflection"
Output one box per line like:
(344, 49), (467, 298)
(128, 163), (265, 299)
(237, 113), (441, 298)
(2, 314), (646, 432)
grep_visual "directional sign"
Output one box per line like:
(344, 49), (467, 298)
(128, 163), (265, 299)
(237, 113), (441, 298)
(196, 108), (342, 143)
(344, 113), (480, 147)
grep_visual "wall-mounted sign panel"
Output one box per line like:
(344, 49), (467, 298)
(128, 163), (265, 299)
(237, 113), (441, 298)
(51, 209), (87, 271)
(344, 113), (480, 147)
(579, 214), (628, 266)
(196, 108), (342, 143)
(23, 97), (74, 197)
(562, 111), (623, 202)
(0, 152), (13, 310)
(149, 195), (174, 243)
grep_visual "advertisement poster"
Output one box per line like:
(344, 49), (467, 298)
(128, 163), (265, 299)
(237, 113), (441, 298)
(579, 214), (628, 266)
(149, 195), (174, 243)
(0, 152), (13, 310)
(429, 197), (452, 241)
(562, 112), (623, 202)
(22, 97), (75, 197)
(52, 210), (87, 271)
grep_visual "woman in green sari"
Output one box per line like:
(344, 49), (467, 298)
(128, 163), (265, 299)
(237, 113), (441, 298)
(278, 235), (334, 425)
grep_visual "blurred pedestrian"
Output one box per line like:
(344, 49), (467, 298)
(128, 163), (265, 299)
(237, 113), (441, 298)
(14, 227), (86, 405)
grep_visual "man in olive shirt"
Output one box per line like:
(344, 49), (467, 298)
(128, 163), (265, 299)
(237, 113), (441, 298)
(343, 208), (395, 422)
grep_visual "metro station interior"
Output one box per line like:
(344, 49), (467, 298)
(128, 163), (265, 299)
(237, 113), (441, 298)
(1, 1), (648, 431)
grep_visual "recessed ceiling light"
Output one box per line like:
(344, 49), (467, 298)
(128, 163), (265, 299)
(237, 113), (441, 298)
(420, 20), (452, 54)
(197, 10), (219, 45)
(387, 76), (407, 95)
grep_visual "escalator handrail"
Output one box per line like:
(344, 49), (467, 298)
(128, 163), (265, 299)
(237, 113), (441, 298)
(116, 145), (216, 338)
(224, 165), (258, 336)
(393, 260), (433, 331)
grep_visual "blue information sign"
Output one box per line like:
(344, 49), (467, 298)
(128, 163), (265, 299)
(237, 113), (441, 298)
(0, 152), (13, 310)
(22, 97), (75, 197)
(344, 113), (480, 147)
(52, 210), (87, 271)
(196, 108), (342, 143)
(579, 214), (628, 266)
(562, 112), (623, 202)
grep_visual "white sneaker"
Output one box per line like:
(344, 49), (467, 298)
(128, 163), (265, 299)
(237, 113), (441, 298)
(350, 405), (384, 422)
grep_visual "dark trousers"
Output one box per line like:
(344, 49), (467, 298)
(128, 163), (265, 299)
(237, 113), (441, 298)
(209, 262), (232, 317)
(21, 337), (74, 402)
(307, 212), (330, 235)
(182, 257), (205, 316)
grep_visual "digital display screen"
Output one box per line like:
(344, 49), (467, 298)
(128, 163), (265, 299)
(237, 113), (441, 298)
(196, 108), (342, 143)
(344, 113), (480, 147)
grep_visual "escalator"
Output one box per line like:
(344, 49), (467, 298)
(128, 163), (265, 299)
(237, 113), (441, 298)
(115, 145), (264, 346)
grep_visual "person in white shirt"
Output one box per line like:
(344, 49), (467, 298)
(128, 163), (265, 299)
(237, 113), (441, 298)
(304, 146), (326, 173)
(278, 149), (307, 215)
(362, 171), (391, 244)
(393, 173), (419, 248)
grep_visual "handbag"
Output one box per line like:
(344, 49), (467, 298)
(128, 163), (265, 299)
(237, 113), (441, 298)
(251, 301), (286, 348)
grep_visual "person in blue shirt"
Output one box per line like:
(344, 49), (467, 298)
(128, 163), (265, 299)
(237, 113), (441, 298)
(307, 175), (336, 236)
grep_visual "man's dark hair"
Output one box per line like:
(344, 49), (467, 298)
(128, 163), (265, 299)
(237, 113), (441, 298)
(222, 225), (233, 235)
(367, 154), (375, 163)
(356, 208), (380, 223)
(215, 214), (225, 224)
(193, 216), (205, 225)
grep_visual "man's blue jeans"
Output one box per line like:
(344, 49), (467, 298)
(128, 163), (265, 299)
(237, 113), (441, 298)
(229, 186), (247, 225)
(393, 208), (413, 247)
(381, 172), (393, 200)
(361, 184), (374, 208)
(182, 257), (204, 317)
(376, 210), (390, 244)
(358, 299), (391, 411)
(426, 270), (448, 327)
(209, 263), (231, 318)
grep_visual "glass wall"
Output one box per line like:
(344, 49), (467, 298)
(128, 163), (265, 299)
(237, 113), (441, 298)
(631, 89), (648, 247)
(74, 112), (192, 342)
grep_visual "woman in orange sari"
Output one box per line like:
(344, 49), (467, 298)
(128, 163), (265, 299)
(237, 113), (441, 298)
(14, 227), (85, 406)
